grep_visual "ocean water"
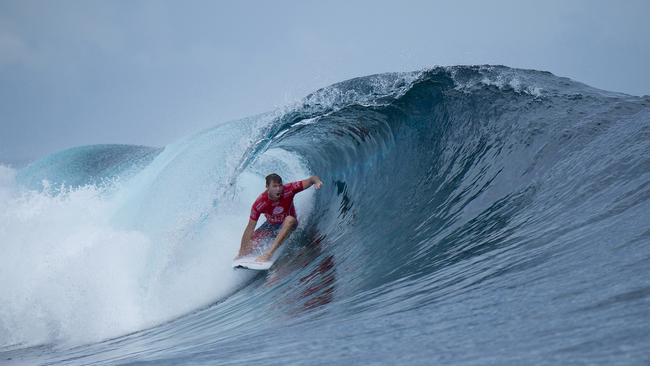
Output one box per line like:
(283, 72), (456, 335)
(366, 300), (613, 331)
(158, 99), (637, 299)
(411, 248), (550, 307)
(1, 65), (649, 365)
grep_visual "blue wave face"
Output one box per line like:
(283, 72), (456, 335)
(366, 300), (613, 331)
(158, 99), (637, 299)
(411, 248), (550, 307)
(16, 144), (162, 190)
(2, 66), (650, 365)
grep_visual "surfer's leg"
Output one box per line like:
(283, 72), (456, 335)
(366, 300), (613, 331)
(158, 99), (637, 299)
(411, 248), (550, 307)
(239, 222), (271, 257)
(256, 216), (297, 261)
(274, 215), (297, 245)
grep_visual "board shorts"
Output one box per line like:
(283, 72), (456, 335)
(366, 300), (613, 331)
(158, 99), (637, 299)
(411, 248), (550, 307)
(251, 221), (283, 243)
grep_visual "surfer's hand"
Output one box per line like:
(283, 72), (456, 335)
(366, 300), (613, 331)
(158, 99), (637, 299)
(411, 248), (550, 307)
(313, 178), (323, 190)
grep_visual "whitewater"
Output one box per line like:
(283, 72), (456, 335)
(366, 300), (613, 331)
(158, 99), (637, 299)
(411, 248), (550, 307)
(1, 65), (649, 365)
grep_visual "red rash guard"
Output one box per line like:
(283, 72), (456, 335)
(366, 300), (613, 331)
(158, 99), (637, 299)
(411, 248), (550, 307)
(250, 181), (304, 224)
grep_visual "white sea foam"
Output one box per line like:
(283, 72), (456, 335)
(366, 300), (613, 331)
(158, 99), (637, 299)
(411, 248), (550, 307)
(0, 124), (313, 347)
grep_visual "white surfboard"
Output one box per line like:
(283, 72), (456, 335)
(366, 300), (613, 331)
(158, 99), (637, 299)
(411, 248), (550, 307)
(232, 257), (274, 270)
(232, 231), (285, 271)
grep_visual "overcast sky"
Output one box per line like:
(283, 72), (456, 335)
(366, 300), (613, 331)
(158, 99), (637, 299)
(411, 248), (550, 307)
(1, 0), (649, 164)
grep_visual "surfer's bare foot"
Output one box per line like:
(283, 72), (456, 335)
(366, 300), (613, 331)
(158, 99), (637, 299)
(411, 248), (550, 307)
(256, 253), (272, 262)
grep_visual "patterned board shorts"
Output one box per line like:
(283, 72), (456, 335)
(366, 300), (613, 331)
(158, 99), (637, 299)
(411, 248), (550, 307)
(251, 221), (283, 243)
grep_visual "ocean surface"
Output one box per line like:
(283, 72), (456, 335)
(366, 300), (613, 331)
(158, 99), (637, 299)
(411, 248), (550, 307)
(1, 65), (649, 365)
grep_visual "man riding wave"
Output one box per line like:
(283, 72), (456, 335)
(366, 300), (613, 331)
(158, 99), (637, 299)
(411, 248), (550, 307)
(236, 173), (323, 262)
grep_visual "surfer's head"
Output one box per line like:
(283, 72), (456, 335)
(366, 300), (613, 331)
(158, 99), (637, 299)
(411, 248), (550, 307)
(265, 173), (283, 200)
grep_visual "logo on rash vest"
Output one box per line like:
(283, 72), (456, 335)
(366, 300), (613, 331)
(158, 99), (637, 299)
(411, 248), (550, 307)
(272, 206), (284, 215)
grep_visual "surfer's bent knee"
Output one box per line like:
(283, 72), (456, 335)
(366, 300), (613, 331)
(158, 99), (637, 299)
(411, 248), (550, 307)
(283, 215), (297, 228)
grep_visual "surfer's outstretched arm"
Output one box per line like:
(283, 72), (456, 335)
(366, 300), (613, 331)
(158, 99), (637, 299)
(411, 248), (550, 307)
(237, 219), (257, 258)
(301, 175), (323, 190)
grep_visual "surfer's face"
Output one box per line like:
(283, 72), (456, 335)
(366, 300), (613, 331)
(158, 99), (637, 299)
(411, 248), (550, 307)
(267, 181), (283, 200)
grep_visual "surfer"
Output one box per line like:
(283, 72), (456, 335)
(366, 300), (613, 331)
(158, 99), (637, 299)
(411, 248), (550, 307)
(237, 173), (323, 262)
